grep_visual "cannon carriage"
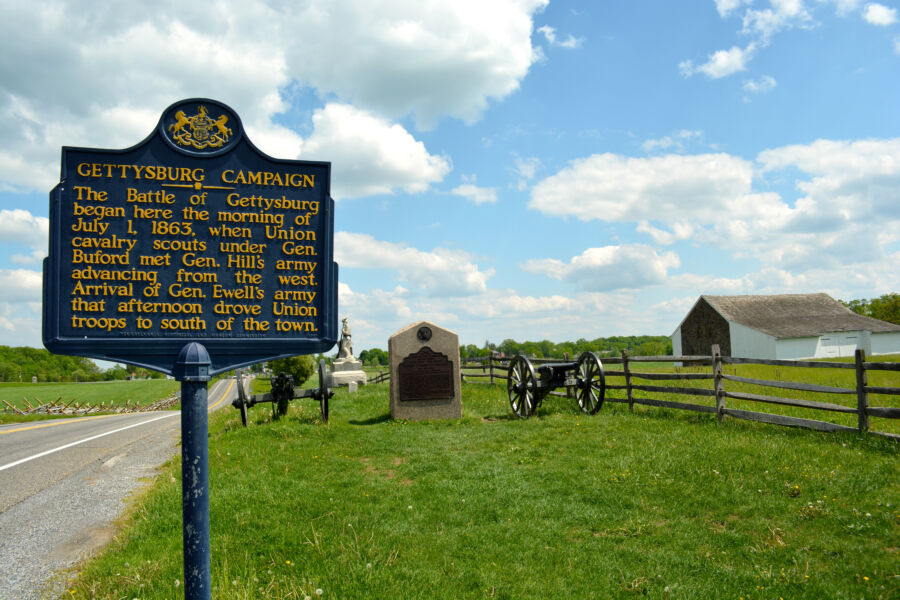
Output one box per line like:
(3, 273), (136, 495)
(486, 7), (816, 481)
(232, 359), (334, 425)
(506, 352), (606, 418)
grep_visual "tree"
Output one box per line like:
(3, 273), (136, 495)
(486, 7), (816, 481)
(268, 355), (315, 387)
(104, 364), (129, 380)
(841, 293), (900, 326)
(500, 338), (520, 357)
(634, 340), (672, 356)
(366, 348), (388, 366)
(869, 293), (900, 325)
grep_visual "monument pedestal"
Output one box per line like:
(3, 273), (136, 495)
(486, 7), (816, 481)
(389, 321), (461, 420)
(332, 358), (367, 387)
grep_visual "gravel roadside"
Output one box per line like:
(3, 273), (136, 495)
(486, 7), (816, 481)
(0, 417), (180, 600)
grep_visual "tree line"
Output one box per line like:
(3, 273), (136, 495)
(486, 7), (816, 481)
(356, 335), (673, 367)
(840, 293), (900, 325)
(0, 345), (165, 382)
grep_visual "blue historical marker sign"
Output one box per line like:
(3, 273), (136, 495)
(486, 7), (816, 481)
(43, 98), (338, 374)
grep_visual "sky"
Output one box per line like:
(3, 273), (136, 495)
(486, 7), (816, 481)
(1, 0), (899, 356)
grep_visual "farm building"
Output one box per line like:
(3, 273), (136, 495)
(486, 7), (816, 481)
(671, 293), (900, 359)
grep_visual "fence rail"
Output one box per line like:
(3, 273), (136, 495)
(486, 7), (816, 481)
(369, 348), (898, 439)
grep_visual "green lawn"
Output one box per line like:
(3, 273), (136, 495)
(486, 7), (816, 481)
(65, 379), (898, 600)
(0, 379), (179, 423)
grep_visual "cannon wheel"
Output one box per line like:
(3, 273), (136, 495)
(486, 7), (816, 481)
(575, 352), (605, 414)
(318, 359), (330, 423)
(507, 355), (537, 418)
(236, 370), (249, 427)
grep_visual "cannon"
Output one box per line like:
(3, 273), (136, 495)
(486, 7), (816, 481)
(232, 359), (334, 425)
(506, 352), (606, 418)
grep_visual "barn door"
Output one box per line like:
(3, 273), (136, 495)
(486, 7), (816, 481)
(819, 334), (858, 358)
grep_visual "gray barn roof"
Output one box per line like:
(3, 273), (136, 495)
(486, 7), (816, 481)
(699, 293), (900, 339)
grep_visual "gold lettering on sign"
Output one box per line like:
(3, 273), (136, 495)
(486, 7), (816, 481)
(66, 152), (324, 337)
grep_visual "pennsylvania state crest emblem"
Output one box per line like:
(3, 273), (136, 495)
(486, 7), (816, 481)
(168, 104), (232, 150)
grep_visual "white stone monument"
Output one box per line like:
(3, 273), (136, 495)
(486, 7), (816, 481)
(332, 317), (367, 387)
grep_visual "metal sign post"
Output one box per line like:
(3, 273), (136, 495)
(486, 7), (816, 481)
(174, 343), (212, 599)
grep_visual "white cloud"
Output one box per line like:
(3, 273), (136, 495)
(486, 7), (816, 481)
(636, 220), (696, 245)
(11, 250), (46, 266)
(863, 3), (898, 25)
(0, 2), (294, 191)
(513, 156), (541, 190)
(530, 137), (900, 276)
(755, 138), (900, 257)
(454, 290), (580, 319)
(834, 0), (863, 15)
(338, 282), (413, 323)
(679, 44), (755, 78)
(743, 75), (777, 93)
(522, 245), (681, 292)
(536, 25), (583, 49)
(0, 0), (547, 192)
(531, 138), (900, 243)
(741, 0), (814, 43)
(0, 209), (48, 255)
(529, 152), (755, 223)
(451, 184), (498, 204)
(0, 305), (42, 347)
(0, 269), (42, 303)
(641, 130), (702, 153)
(666, 273), (751, 294)
(715, 0), (752, 18)
(284, 0), (549, 129)
(494, 294), (578, 314)
(683, 0), (841, 82)
(335, 231), (494, 296)
(301, 103), (450, 199)
(514, 156), (540, 180)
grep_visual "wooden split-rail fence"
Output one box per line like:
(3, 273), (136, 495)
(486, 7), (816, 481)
(2, 395), (179, 416)
(371, 347), (899, 439)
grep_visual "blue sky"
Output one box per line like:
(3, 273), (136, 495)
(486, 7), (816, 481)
(1, 0), (899, 354)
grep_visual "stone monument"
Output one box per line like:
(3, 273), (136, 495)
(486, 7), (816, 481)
(389, 321), (461, 420)
(332, 318), (367, 387)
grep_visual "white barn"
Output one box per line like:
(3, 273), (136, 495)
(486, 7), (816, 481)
(671, 293), (900, 360)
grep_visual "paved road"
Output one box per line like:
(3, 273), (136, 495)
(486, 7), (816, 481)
(0, 376), (239, 600)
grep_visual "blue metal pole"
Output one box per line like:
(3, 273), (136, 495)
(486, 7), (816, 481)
(174, 343), (212, 600)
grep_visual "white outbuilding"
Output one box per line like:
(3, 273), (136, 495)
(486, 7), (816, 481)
(671, 293), (900, 359)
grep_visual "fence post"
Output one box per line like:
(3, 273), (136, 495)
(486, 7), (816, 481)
(855, 349), (869, 434)
(712, 344), (725, 423)
(622, 349), (634, 411)
(489, 352), (495, 385)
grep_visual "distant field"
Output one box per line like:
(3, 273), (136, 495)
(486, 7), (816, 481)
(0, 380), (179, 423)
(68, 378), (897, 599)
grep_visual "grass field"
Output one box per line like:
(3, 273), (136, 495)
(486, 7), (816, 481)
(64, 375), (898, 599)
(0, 379), (179, 423)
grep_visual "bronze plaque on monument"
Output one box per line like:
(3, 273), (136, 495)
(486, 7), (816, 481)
(398, 346), (454, 401)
